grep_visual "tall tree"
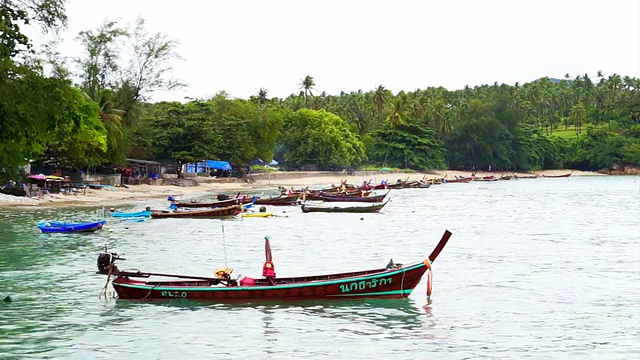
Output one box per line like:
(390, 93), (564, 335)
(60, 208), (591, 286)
(299, 75), (315, 105)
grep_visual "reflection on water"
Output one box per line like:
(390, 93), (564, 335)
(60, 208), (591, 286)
(1, 176), (639, 359)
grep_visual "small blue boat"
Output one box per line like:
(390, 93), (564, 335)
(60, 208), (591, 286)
(38, 219), (107, 233)
(111, 210), (152, 218)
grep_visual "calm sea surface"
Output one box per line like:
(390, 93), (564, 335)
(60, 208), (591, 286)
(0, 176), (638, 359)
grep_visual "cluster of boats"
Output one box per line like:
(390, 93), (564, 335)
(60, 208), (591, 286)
(36, 172), (573, 232)
(35, 171), (574, 303)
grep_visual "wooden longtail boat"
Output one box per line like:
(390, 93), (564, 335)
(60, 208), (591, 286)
(305, 190), (371, 201)
(150, 205), (241, 219)
(318, 191), (389, 203)
(514, 173), (539, 179)
(254, 194), (300, 206)
(445, 177), (473, 184)
(174, 197), (254, 208)
(542, 172), (573, 178)
(96, 230), (452, 302)
(473, 176), (498, 182)
(301, 201), (388, 213)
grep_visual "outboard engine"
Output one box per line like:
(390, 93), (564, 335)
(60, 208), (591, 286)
(216, 194), (230, 201)
(97, 252), (123, 274)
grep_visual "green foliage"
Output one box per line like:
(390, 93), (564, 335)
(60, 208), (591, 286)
(0, 60), (105, 179)
(570, 126), (627, 169)
(0, 1), (67, 58)
(370, 118), (446, 170)
(140, 96), (284, 175)
(621, 139), (640, 165)
(41, 87), (107, 167)
(4, 1), (640, 181)
(279, 109), (366, 169)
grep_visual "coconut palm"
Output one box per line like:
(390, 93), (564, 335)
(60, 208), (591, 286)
(299, 75), (315, 105)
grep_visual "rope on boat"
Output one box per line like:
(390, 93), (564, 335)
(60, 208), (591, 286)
(423, 258), (433, 300)
(141, 286), (157, 300)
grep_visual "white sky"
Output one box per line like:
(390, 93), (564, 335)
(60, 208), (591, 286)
(30, 0), (640, 102)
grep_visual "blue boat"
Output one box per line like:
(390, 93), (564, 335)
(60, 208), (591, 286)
(38, 219), (107, 233)
(111, 210), (152, 218)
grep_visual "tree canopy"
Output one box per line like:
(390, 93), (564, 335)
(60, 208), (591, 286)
(1, 0), (639, 181)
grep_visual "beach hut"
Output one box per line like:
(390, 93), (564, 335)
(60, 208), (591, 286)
(185, 160), (233, 177)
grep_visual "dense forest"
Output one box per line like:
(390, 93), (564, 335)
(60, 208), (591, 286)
(2, 1), (639, 182)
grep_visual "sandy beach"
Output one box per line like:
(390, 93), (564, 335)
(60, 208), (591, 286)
(0, 169), (603, 208)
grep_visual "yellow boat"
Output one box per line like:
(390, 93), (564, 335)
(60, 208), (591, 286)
(242, 213), (274, 218)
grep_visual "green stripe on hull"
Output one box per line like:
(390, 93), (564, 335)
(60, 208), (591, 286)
(115, 262), (426, 292)
(327, 289), (413, 297)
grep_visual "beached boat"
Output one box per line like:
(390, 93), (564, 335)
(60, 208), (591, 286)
(111, 210), (152, 218)
(301, 201), (388, 213)
(318, 191), (389, 203)
(445, 177), (473, 183)
(38, 219), (106, 233)
(473, 176), (499, 182)
(542, 172), (573, 178)
(96, 230), (452, 302)
(150, 205), (241, 219)
(514, 173), (540, 179)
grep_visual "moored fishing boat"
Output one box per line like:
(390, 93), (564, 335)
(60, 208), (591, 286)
(150, 205), (241, 219)
(254, 194), (300, 206)
(174, 196), (254, 208)
(318, 191), (389, 203)
(38, 219), (106, 233)
(96, 230), (453, 302)
(301, 201), (388, 213)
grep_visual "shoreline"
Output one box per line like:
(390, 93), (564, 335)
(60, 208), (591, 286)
(0, 169), (608, 209)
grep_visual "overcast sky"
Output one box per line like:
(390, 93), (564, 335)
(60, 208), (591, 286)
(34, 0), (640, 102)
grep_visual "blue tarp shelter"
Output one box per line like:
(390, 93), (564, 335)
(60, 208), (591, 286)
(185, 160), (232, 173)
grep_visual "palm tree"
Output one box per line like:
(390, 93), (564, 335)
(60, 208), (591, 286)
(372, 85), (389, 119)
(256, 87), (268, 107)
(299, 75), (315, 105)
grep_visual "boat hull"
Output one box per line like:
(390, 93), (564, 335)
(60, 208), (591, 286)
(111, 211), (152, 218)
(254, 195), (300, 206)
(542, 172), (572, 178)
(38, 219), (106, 233)
(150, 205), (241, 219)
(174, 198), (253, 208)
(111, 262), (427, 302)
(318, 192), (388, 203)
(301, 201), (387, 213)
